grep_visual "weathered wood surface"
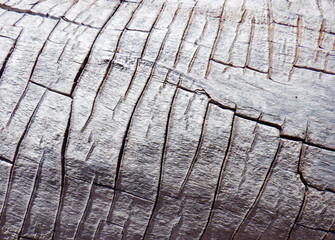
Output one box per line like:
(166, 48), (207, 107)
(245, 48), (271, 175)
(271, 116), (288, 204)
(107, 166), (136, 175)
(0, 0), (334, 239)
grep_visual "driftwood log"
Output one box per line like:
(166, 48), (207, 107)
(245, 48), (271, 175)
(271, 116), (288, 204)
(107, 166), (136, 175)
(0, 0), (335, 239)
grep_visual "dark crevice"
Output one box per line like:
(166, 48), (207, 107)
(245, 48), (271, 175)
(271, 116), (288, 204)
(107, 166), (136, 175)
(288, 16), (301, 81)
(74, 178), (95, 240)
(108, 2), (180, 221)
(154, 3), (181, 64)
(245, 17), (255, 68)
(323, 220), (335, 240)
(139, 2), (165, 59)
(286, 186), (308, 240)
(0, 3), (100, 29)
(17, 151), (46, 239)
(208, 99), (236, 111)
(0, 89), (47, 221)
(235, 113), (282, 130)
(93, 220), (104, 240)
(272, 20), (335, 36)
(107, 63), (157, 220)
(0, 3), (58, 20)
(60, 16), (100, 29)
(226, 6), (247, 66)
(122, 0), (166, 103)
(5, 19), (61, 128)
(294, 64), (335, 75)
(200, 113), (236, 239)
(84, 142), (96, 162)
(187, 45), (199, 73)
(173, 1), (197, 68)
(119, 59), (141, 104)
(125, 27), (149, 33)
(166, 81), (212, 99)
(49, 4), (125, 235)
(174, 84), (335, 152)
(204, 2), (225, 79)
(93, 181), (153, 203)
(142, 79), (181, 239)
(231, 140), (282, 240)
(297, 144), (335, 195)
(19, 236), (37, 240)
(30, 81), (71, 98)
(0, 156), (13, 165)
(272, 20), (297, 28)
(80, 0), (143, 132)
(280, 134), (304, 142)
(170, 83), (335, 153)
(69, 1), (124, 97)
(281, 134), (335, 152)
(0, 29), (22, 83)
(295, 223), (335, 233)
(51, 101), (72, 240)
(211, 58), (268, 75)
(178, 100), (210, 196)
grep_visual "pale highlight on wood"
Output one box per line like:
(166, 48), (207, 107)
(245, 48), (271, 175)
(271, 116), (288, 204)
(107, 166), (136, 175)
(0, 0), (334, 239)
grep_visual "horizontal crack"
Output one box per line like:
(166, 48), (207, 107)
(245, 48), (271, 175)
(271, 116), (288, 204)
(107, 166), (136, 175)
(30, 81), (72, 98)
(294, 64), (335, 75)
(211, 58), (268, 75)
(0, 156), (13, 164)
(0, 3), (100, 29)
(93, 182), (154, 203)
(273, 20), (335, 36)
(281, 134), (335, 152)
(125, 27), (150, 33)
(296, 223), (335, 234)
(167, 82), (335, 153)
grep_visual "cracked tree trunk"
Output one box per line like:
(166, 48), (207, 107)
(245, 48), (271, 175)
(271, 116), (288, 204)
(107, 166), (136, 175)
(0, 0), (335, 239)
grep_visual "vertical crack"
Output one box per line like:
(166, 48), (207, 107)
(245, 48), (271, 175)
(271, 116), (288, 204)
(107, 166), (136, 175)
(93, 220), (104, 240)
(200, 112), (236, 239)
(73, 177), (95, 240)
(226, 4), (247, 65)
(142, 78), (181, 239)
(155, 3), (181, 64)
(187, 16), (207, 73)
(187, 45), (199, 73)
(107, 3), (181, 221)
(51, 100), (72, 240)
(315, 0), (324, 18)
(5, 19), (61, 128)
(122, 1), (166, 101)
(80, 0), (144, 132)
(173, 1), (197, 68)
(0, 89), (47, 221)
(204, 1), (225, 79)
(237, 123), (259, 191)
(317, 19), (325, 49)
(288, 16), (301, 81)
(107, 64), (165, 220)
(245, 16), (255, 69)
(322, 221), (335, 240)
(17, 151), (46, 239)
(267, 0), (273, 79)
(0, 29), (22, 84)
(177, 100), (210, 196)
(286, 186), (308, 240)
(231, 139), (283, 240)
(69, 0), (124, 96)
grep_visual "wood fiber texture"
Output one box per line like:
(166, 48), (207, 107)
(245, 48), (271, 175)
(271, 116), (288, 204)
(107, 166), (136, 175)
(0, 0), (334, 239)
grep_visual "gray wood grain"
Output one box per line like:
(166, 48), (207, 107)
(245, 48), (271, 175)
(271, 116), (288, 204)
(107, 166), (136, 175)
(0, 0), (334, 239)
